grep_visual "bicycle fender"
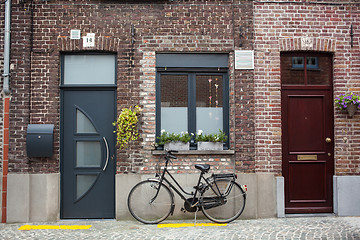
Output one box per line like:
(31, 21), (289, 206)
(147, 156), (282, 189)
(147, 178), (161, 182)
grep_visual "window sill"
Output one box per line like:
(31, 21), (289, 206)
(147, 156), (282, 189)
(152, 150), (235, 155)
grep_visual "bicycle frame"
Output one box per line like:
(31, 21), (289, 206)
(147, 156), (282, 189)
(150, 156), (232, 211)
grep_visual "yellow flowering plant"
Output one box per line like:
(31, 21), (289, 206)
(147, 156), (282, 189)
(113, 105), (142, 149)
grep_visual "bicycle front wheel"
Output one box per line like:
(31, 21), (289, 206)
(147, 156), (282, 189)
(201, 179), (246, 223)
(127, 179), (174, 224)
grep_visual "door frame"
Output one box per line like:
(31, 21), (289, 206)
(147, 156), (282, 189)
(281, 51), (334, 214)
(59, 52), (117, 219)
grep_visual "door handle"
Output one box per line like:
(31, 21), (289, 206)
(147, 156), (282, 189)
(103, 137), (109, 171)
(325, 137), (332, 143)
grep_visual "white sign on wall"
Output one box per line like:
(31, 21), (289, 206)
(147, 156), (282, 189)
(70, 29), (81, 40)
(235, 50), (254, 70)
(83, 33), (95, 48)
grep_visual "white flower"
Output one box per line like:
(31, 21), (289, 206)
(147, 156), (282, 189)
(197, 129), (203, 135)
(161, 129), (166, 133)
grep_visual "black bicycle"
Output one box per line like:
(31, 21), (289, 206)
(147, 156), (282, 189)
(127, 150), (247, 224)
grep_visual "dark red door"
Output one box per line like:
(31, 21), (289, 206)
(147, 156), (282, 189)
(281, 52), (334, 213)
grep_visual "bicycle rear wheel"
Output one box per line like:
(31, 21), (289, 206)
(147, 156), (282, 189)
(127, 179), (174, 224)
(201, 179), (246, 223)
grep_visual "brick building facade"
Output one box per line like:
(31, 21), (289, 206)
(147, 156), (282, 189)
(253, 0), (360, 216)
(254, 0), (360, 175)
(0, 0), (359, 222)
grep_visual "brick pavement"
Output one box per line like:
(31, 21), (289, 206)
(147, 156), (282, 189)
(0, 216), (359, 240)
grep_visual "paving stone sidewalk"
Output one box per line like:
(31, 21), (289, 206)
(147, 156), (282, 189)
(0, 216), (359, 240)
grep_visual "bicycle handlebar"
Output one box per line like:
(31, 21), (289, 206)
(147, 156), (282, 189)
(165, 149), (178, 159)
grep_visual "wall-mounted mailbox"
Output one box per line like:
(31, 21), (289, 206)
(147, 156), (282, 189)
(26, 124), (54, 158)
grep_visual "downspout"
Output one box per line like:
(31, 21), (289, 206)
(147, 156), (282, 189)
(1, 0), (11, 223)
(2, 0), (11, 95)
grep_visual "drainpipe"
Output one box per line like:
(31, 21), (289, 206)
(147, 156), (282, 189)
(2, 0), (11, 95)
(1, 0), (11, 223)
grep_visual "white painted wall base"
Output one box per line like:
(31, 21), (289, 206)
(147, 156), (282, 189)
(276, 176), (285, 218)
(7, 173), (60, 223)
(116, 173), (277, 220)
(333, 176), (360, 216)
(276, 175), (360, 217)
(5, 174), (360, 222)
(6, 172), (277, 222)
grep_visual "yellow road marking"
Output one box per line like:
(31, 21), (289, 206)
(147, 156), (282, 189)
(19, 225), (92, 230)
(157, 223), (227, 228)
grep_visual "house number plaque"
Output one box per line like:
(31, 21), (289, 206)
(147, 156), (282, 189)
(83, 33), (95, 48)
(297, 155), (317, 161)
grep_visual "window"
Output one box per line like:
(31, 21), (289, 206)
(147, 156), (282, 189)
(281, 53), (332, 85)
(62, 54), (116, 85)
(160, 74), (188, 134)
(292, 57), (304, 69)
(292, 56), (318, 69)
(157, 71), (229, 149)
(155, 54), (229, 150)
(306, 57), (319, 69)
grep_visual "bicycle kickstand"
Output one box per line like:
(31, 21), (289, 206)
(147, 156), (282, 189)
(194, 207), (198, 227)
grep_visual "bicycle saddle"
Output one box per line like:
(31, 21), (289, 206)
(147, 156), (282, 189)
(195, 164), (210, 173)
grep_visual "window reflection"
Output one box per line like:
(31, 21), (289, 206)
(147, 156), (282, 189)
(196, 75), (223, 134)
(160, 74), (188, 134)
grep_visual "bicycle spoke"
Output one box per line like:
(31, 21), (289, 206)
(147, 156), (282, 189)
(201, 179), (246, 223)
(128, 180), (174, 224)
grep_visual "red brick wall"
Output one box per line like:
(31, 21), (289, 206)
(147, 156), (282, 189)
(8, 0), (359, 176)
(7, 0), (255, 174)
(254, 1), (360, 175)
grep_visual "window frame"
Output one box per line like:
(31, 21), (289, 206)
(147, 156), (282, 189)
(60, 52), (117, 88)
(291, 56), (319, 70)
(282, 52), (332, 87)
(156, 67), (230, 150)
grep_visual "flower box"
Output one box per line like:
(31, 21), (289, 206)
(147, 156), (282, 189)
(347, 103), (357, 117)
(334, 93), (360, 117)
(164, 141), (190, 151)
(197, 142), (223, 151)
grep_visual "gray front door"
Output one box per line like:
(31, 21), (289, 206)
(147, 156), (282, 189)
(61, 90), (116, 219)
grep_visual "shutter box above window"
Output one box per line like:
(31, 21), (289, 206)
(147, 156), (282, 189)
(156, 53), (229, 68)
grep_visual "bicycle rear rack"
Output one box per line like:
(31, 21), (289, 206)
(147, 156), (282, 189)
(211, 173), (237, 180)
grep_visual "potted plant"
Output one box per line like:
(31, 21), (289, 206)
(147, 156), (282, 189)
(195, 129), (227, 150)
(334, 93), (360, 117)
(157, 130), (192, 150)
(113, 105), (142, 149)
